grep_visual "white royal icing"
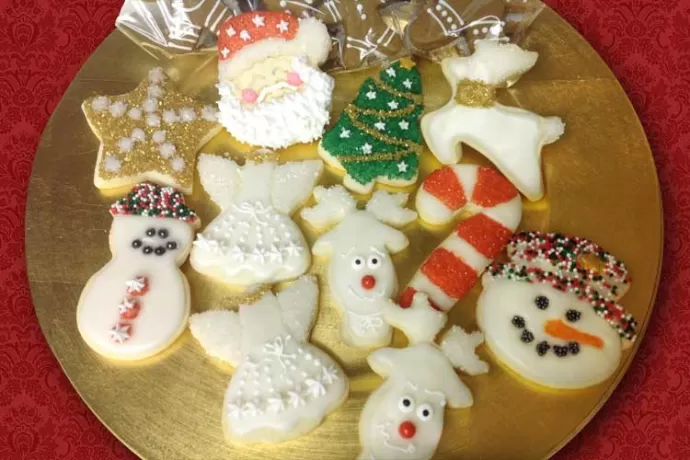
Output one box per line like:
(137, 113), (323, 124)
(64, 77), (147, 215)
(77, 215), (195, 361)
(217, 57), (334, 149)
(302, 186), (416, 349)
(190, 154), (323, 289)
(189, 276), (349, 444)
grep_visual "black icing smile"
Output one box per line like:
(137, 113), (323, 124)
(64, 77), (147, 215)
(510, 296), (584, 358)
(132, 226), (178, 257)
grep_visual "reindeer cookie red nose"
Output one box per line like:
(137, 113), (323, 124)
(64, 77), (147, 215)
(399, 421), (416, 439)
(361, 275), (376, 290)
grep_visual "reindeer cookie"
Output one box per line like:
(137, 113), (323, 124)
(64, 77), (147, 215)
(190, 276), (348, 444)
(190, 154), (323, 289)
(358, 293), (489, 460)
(421, 40), (565, 201)
(301, 186), (417, 349)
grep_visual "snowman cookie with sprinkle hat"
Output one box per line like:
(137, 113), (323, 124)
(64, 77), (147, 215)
(77, 183), (200, 361)
(477, 231), (638, 389)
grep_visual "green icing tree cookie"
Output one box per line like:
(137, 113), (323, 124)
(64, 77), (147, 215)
(319, 59), (424, 194)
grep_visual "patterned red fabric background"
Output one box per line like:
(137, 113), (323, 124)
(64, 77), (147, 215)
(0, 0), (687, 458)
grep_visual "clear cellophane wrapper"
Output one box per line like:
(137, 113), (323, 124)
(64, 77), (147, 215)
(385, 0), (545, 61)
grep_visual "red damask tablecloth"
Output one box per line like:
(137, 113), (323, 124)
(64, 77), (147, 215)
(1, 0), (687, 458)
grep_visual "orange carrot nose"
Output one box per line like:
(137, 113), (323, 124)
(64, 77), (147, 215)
(544, 320), (604, 349)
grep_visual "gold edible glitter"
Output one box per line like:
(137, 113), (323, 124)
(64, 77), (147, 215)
(455, 79), (497, 107)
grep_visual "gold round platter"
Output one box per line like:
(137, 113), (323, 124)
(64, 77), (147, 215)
(26, 6), (662, 460)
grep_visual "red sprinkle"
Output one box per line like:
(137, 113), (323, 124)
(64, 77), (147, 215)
(423, 167), (467, 211)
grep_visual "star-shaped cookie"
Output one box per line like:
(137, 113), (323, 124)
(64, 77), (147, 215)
(83, 67), (222, 194)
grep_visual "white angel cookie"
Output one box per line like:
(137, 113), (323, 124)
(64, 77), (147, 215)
(421, 40), (565, 201)
(190, 154), (323, 289)
(359, 293), (488, 460)
(301, 186), (417, 349)
(189, 276), (348, 444)
(477, 232), (638, 390)
(77, 183), (200, 361)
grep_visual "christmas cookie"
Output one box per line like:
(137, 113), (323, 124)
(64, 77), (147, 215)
(421, 40), (565, 201)
(216, 12), (334, 149)
(359, 292), (488, 460)
(319, 59), (424, 195)
(116, 0), (239, 55)
(301, 186), (417, 349)
(190, 154), (323, 289)
(189, 275), (348, 444)
(77, 183), (200, 361)
(400, 164), (522, 312)
(477, 232), (637, 389)
(83, 67), (222, 194)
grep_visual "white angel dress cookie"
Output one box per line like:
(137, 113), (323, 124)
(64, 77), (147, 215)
(301, 186), (417, 349)
(477, 232), (638, 389)
(190, 154), (323, 289)
(216, 12), (334, 149)
(358, 293), (489, 460)
(189, 276), (348, 444)
(77, 183), (200, 361)
(421, 40), (565, 201)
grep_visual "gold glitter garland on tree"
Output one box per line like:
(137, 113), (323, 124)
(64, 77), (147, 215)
(373, 78), (424, 104)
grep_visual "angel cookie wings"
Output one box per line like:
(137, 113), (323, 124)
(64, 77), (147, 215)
(190, 154), (323, 288)
(189, 276), (348, 444)
(421, 40), (565, 201)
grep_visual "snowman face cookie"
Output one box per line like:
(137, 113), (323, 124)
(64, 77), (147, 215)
(330, 244), (398, 312)
(360, 378), (446, 459)
(111, 215), (194, 264)
(477, 278), (623, 389)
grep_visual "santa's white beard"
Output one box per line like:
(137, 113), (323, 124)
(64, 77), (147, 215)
(217, 60), (334, 149)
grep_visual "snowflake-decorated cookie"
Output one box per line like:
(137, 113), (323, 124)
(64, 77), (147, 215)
(83, 67), (222, 194)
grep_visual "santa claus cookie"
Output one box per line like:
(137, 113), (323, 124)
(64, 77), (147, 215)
(83, 67), (222, 195)
(190, 154), (323, 289)
(319, 59), (424, 194)
(189, 276), (348, 444)
(421, 40), (565, 201)
(400, 164), (522, 312)
(77, 183), (200, 361)
(359, 292), (489, 460)
(301, 186), (417, 349)
(477, 232), (638, 389)
(216, 12), (334, 149)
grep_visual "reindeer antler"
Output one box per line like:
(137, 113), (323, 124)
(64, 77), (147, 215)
(301, 185), (357, 230)
(365, 191), (418, 228)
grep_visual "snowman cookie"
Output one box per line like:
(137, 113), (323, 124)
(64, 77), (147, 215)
(359, 293), (488, 460)
(190, 154), (323, 289)
(189, 276), (348, 444)
(301, 186), (417, 349)
(477, 232), (638, 389)
(77, 183), (200, 361)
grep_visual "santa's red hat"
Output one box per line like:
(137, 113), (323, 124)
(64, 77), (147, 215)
(217, 12), (330, 80)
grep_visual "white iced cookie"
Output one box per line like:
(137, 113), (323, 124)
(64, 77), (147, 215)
(421, 40), (565, 201)
(477, 232), (638, 390)
(190, 154), (322, 289)
(400, 164), (522, 313)
(359, 293), (488, 460)
(216, 12), (333, 149)
(189, 276), (348, 444)
(76, 183), (200, 361)
(301, 186), (417, 349)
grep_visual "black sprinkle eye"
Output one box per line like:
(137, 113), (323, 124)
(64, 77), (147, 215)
(158, 228), (169, 239)
(534, 296), (550, 310)
(154, 247), (166, 256)
(402, 398), (411, 407)
(166, 241), (177, 250)
(521, 330), (534, 343)
(143, 246), (153, 255)
(422, 409), (430, 417)
(146, 228), (156, 237)
(132, 239), (142, 249)
(553, 345), (569, 357)
(512, 315), (525, 328)
(568, 342), (580, 355)
(566, 309), (581, 322)
(536, 341), (550, 356)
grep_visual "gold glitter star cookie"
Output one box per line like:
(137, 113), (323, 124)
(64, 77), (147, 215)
(83, 67), (222, 194)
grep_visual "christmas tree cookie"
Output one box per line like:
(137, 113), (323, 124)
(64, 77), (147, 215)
(318, 59), (424, 194)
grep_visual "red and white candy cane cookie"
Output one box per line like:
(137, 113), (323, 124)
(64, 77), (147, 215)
(400, 165), (522, 311)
